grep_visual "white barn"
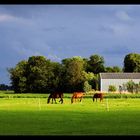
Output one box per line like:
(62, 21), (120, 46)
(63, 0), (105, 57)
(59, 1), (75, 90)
(99, 73), (140, 92)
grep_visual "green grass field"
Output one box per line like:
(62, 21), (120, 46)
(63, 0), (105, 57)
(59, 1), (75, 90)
(0, 98), (140, 135)
(0, 94), (140, 135)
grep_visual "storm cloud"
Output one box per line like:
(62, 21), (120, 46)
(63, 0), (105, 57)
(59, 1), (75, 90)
(0, 5), (140, 84)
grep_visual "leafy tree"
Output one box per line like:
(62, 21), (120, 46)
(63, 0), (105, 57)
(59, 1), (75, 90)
(92, 74), (100, 90)
(8, 60), (28, 93)
(123, 53), (140, 72)
(62, 56), (85, 92)
(82, 71), (99, 90)
(0, 84), (12, 90)
(48, 62), (64, 92)
(105, 66), (122, 72)
(26, 56), (58, 93)
(82, 71), (95, 82)
(83, 58), (89, 71)
(83, 81), (92, 93)
(8, 55), (63, 93)
(87, 54), (105, 74)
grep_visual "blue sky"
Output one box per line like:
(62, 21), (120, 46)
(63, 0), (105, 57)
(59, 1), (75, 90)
(0, 5), (140, 85)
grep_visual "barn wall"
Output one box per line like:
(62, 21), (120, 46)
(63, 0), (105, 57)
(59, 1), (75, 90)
(100, 79), (140, 92)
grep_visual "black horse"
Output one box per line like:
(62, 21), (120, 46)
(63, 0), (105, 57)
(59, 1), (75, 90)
(93, 93), (103, 102)
(47, 92), (63, 104)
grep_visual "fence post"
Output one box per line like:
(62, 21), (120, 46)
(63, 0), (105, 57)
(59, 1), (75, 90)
(106, 98), (109, 111)
(38, 98), (41, 110)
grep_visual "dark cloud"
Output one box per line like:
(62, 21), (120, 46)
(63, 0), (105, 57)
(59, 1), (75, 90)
(0, 5), (140, 84)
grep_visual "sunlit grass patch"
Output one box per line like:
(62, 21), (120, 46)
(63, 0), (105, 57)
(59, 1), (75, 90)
(0, 97), (140, 135)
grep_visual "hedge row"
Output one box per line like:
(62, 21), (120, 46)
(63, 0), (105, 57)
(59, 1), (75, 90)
(0, 91), (140, 99)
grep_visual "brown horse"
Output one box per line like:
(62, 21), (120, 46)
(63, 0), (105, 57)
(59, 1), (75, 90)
(47, 92), (63, 104)
(93, 93), (103, 102)
(71, 92), (84, 104)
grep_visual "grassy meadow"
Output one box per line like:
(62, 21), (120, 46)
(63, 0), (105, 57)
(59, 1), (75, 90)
(0, 92), (140, 135)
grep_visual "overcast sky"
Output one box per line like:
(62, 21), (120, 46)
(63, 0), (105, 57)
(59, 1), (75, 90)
(0, 5), (140, 85)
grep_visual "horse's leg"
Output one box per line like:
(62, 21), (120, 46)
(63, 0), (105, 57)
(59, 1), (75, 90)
(59, 98), (61, 103)
(47, 97), (50, 104)
(80, 97), (82, 102)
(54, 98), (57, 104)
(60, 98), (63, 104)
(59, 96), (63, 104)
(59, 98), (61, 102)
(79, 97), (81, 102)
(101, 97), (103, 102)
(61, 98), (63, 104)
(80, 97), (82, 104)
(71, 97), (73, 104)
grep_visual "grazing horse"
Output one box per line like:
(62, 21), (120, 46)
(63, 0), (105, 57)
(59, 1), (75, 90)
(93, 93), (103, 102)
(71, 92), (84, 104)
(47, 92), (63, 104)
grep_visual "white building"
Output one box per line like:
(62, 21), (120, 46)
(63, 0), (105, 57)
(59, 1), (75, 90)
(99, 73), (140, 92)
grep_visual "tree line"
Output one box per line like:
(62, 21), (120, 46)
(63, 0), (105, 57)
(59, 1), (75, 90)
(0, 84), (12, 90)
(7, 53), (140, 93)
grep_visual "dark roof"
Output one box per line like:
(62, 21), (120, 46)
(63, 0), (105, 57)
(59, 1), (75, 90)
(100, 73), (140, 79)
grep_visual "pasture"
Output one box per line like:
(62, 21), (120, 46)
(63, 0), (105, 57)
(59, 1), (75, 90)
(0, 92), (140, 135)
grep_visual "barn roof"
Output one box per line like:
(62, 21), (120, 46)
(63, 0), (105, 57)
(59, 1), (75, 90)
(100, 73), (140, 79)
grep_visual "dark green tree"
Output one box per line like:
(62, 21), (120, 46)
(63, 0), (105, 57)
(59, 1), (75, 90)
(105, 66), (122, 72)
(8, 55), (63, 93)
(62, 56), (85, 92)
(8, 60), (28, 93)
(48, 62), (64, 92)
(26, 56), (56, 93)
(123, 53), (140, 72)
(87, 54), (105, 74)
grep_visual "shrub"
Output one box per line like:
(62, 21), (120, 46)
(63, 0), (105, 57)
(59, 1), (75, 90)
(108, 85), (117, 92)
(83, 81), (92, 93)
